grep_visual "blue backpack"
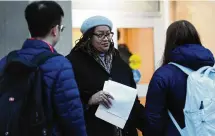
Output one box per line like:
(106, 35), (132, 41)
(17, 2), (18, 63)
(168, 62), (215, 136)
(0, 51), (60, 136)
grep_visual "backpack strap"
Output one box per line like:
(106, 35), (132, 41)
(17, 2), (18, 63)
(31, 51), (61, 132)
(32, 51), (61, 66)
(30, 51), (61, 107)
(168, 110), (184, 135)
(169, 62), (193, 75)
(0, 51), (19, 76)
(6, 51), (19, 62)
(3, 51), (36, 74)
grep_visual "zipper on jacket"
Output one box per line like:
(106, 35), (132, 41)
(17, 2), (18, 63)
(5, 97), (15, 136)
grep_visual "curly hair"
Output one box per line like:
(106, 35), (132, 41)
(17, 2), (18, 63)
(74, 27), (116, 57)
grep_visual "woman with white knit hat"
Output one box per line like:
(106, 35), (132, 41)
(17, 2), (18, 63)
(66, 15), (145, 136)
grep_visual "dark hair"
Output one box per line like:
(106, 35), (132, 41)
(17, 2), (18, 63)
(25, 1), (64, 37)
(74, 27), (116, 56)
(162, 20), (202, 66)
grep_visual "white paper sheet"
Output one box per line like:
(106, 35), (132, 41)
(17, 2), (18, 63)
(95, 80), (137, 129)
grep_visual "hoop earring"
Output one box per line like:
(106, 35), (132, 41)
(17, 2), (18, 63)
(110, 39), (114, 47)
(75, 39), (80, 44)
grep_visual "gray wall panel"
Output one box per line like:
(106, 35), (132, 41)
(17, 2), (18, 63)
(0, 1), (29, 58)
(0, 1), (72, 58)
(55, 1), (72, 56)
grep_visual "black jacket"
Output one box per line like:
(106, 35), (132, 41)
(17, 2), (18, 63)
(66, 48), (145, 136)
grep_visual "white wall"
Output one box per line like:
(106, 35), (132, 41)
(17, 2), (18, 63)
(72, 1), (159, 12)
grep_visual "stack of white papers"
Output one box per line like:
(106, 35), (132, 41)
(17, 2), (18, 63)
(95, 80), (137, 129)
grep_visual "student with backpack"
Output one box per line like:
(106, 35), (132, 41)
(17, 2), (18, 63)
(144, 20), (215, 136)
(0, 1), (87, 136)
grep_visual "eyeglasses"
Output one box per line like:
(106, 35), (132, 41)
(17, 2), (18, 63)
(59, 25), (65, 32)
(93, 32), (114, 40)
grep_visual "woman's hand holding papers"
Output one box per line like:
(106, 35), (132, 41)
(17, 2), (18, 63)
(88, 91), (114, 108)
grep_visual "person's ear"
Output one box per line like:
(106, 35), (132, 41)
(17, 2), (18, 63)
(51, 25), (59, 36)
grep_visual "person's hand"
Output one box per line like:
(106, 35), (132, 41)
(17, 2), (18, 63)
(88, 91), (114, 108)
